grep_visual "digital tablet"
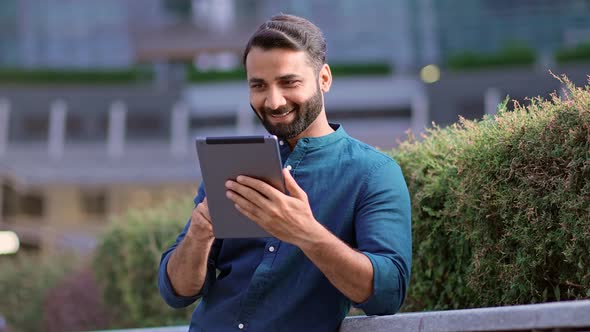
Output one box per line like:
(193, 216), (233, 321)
(195, 135), (286, 238)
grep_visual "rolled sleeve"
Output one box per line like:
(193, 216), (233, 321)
(353, 159), (412, 315)
(158, 183), (219, 308)
(158, 245), (203, 308)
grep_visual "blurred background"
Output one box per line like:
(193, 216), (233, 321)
(0, 0), (590, 330)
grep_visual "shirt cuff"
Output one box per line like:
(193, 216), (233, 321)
(158, 251), (202, 308)
(352, 251), (402, 315)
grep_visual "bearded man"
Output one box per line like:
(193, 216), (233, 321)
(159, 14), (412, 332)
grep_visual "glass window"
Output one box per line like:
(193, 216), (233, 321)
(80, 190), (107, 217)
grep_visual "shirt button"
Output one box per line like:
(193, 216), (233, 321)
(238, 323), (244, 329)
(268, 246), (275, 252)
(279, 140), (284, 146)
(286, 165), (292, 171)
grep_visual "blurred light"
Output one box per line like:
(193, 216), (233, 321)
(0, 231), (20, 255)
(420, 64), (440, 84)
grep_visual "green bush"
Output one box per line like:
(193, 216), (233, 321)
(93, 197), (196, 328)
(391, 76), (590, 311)
(186, 62), (392, 83)
(186, 65), (246, 83)
(555, 42), (590, 64)
(330, 63), (392, 77)
(447, 43), (536, 71)
(0, 67), (153, 84)
(0, 253), (78, 332)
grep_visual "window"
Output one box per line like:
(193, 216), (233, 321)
(1, 185), (44, 218)
(20, 193), (44, 217)
(80, 190), (107, 217)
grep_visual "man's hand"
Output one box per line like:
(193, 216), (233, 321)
(225, 168), (322, 247)
(166, 198), (215, 297)
(225, 168), (374, 303)
(187, 198), (215, 241)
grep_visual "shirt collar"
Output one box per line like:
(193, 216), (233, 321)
(280, 123), (347, 153)
(304, 123), (347, 147)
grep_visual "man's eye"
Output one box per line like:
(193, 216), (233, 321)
(284, 80), (299, 86)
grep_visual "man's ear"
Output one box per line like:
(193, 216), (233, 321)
(319, 64), (332, 93)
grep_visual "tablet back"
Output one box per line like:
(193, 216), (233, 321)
(195, 135), (285, 238)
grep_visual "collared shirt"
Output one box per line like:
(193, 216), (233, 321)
(159, 124), (412, 332)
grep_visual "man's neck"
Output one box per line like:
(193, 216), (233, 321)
(286, 119), (334, 150)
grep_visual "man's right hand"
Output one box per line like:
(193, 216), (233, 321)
(188, 198), (215, 241)
(167, 197), (216, 297)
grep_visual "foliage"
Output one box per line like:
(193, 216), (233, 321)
(391, 76), (590, 311)
(186, 62), (392, 83)
(0, 253), (77, 332)
(42, 267), (111, 332)
(93, 197), (196, 328)
(330, 63), (392, 77)
(0, 67), (153, 84)
(555, 42), (590, 64)
(186, 66), (246, 83)
(447, 43), (536, 71)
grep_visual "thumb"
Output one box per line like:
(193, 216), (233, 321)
(283, 168), (306, 200)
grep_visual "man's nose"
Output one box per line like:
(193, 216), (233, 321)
(264, 87), (287, 110)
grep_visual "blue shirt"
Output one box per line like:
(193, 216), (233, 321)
(159, 124), (412, 332)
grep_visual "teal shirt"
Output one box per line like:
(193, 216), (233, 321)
(159, 124), (412, 332)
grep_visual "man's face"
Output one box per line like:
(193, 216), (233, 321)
(245, 47), (324, 139)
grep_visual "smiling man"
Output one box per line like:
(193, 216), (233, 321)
(159, 15), (412, 332)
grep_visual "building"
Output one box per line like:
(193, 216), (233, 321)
(1, 0), (589, 256)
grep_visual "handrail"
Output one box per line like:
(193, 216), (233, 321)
(87, 300), (590, 332)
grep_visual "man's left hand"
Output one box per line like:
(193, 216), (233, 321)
(225, 168), (322, 246)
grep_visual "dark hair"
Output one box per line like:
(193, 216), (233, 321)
(242, 14), (326, 72)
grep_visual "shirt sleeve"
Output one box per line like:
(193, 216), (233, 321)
(352, 158), (412, 315)
(158, 183), (222, 309)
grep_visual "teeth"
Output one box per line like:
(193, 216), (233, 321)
(271, 110), (292, 118)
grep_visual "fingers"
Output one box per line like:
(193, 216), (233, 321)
(189, 200), (215, 239)
(199, 198), (212, 222)
(193, 199), (212, 224)
(225, 189), (263, 220)
(283, 168), (306, 200)
(225, 177), (274, 209)
(235, 176), (280, 199)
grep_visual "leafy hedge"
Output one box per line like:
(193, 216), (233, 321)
(447, 43), (536, 71)
(0, 67), (153, 84)
(0, 254), (78, 332)
(555, 42), (590, 64)
(391, 76), (590, 311)
(186, 62), (392, 83)
(93, 198), (196, 328)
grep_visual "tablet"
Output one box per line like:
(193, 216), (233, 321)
(195, 135), (286, 238)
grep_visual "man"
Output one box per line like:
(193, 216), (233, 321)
(159, 14), (411, 332)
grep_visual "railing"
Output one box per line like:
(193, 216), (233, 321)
(89, 300), (590, 332)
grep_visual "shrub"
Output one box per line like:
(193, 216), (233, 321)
(555, 42), (590, 64)
(93, 197), (196, 328)
(186, 62), (392, 83)
(391, 76), (590, 311)
(42, 267), (112, 332)
(447, 43), (536, 71)
(330, 63), (392, 77)
(0, 253), (77, 332)
(0, 67), (153, 84)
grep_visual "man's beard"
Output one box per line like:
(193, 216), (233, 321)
(251, 86), (324, 140)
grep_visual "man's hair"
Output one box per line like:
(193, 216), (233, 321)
(242, 14), (327, 72)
